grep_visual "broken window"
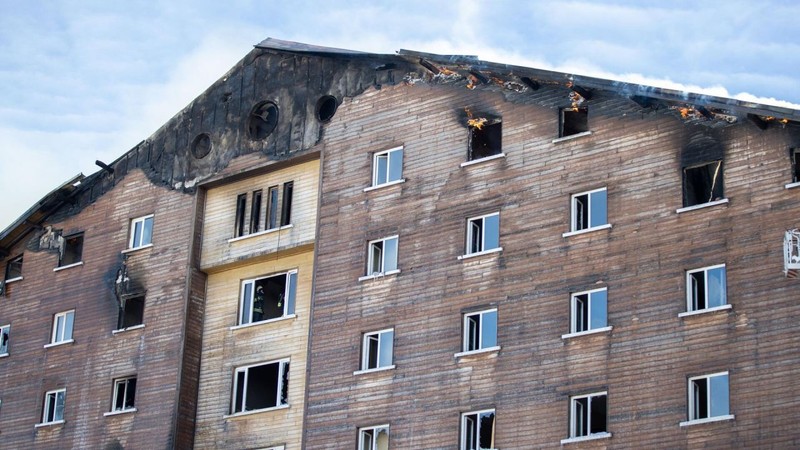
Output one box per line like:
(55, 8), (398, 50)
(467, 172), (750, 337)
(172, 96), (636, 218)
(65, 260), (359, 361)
(359, 425), (389, 450)
(239, 271), (297, 326)
(118, 296), (144, 330)
(59, 233), (83, 267)
(112, 377), (137, 412)
(249, 190), (262, 233)
(461, 409), (495, 450)
(791, 148), (800, 183)
(361, 329), (394, 371)
(4, 254), (22, 281)
(683, 160), (724, 207)
(686, 265), (726, 312)
(570, 288), (608, 334)
(316, 95), (338, 123)
(466, 213), (500, 256)
(688, 372), (729, 422)
(231, 359), (289, 414)
(0, 325), (9, 355)
(366, 236), (398, 276)
(468, 120), (502, 161)
(41, 389), (66, 425)
(129, 215), (153, 249)
(569, 392), (607, 439)
(560, 107), (588, 137)
(372, 147), (404, 187)
(281, 181), (293, 227)
(234, 194), (247, 238)
(463, 309), (497, 353)
(247, 101), (279, 141)
(51, 310), (75, 344)
(570, 188), (607, 232)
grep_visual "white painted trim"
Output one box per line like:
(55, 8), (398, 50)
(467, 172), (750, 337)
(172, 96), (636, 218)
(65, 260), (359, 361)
(358, 269), (401, 282)
(223, 403), (289, 419)
(460, 152), (506, 167)
(562, 326), (613, 340)
(228, 224), (293, 243)
(785, 181), (800, 189)
(103, 408), (137, 417)
(679, 414), (735, 427)
(552, 130), (593, 144)
(230, 314), (297, 331)
(679, 304), (732, 318)
(353, 365), (396, 375)
(676, 198), (729, 214)
(364, 179), (406, 192)
(454, 346), (501, 359)
(562, 223), (612, 238)
(0, 352), (8, 358)
(43, 339), (74, 349)
(35, 419), (65, 428)
(560, 432), (612, 444)
(53, 261), (83, 272)
(112, 324), (145, 335)
(4, 276), (22, 284)
(458, 247), (503, 260)
(121, 243), (153, 254)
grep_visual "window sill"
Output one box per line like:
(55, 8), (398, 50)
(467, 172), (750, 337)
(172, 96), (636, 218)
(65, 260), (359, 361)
(104, 408), (137, 417)
(228, 224), (293, 243)
(353, 365), (396, 375)
(112, 324), (145, 335)
(678, 304), (732, 318)
(230, 314), (297, 331)
(4, 276), (22, 284)
(223, 404), (289, 419)
(785, 181), (800, 190)
(44, 339), (74, 349)
(676, 198), (729, 214)
(552, 130), (593, 144)
(364, 179), (406, 192)
(458, 247), (503, 261)
(454, 346), (501, 359)
(561, 326), (613, 340)
(679, 414), (735, 427)
(53, 261), (83, 272)
(562, 223), (612, 238)
(560, 432), (611, 444)
(35, 420), (65, 428)
(121, 243), (153, 254)
(460, 153), (506, 168)
(0, 352), (8, 358)
(358, 269), (401, 282)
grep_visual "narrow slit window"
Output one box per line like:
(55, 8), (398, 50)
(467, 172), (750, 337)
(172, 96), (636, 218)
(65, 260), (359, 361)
(683, 160), (724, 207)
(266, 186), (279, 230)
(281, 181), (293, 227)
(560, 107), (588, 137)
(792, 148), (799, 183)
(250, 190), (262, 233)
(0, 324), (9, 354)
(234, 194), (247, 238)
(468, 121), (502, 161)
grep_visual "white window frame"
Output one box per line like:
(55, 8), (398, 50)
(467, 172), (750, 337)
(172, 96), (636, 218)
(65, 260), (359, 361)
(110, 376), (137, 414)
(49, 310), (75, 346)
(562, 391), (611, 444)
(363, 236), (399, 279)
(457, 309), (500, 357)
(460, 408), (496, 450)
(356, 328), (395, 374)
(371, 146), (404, 188)
(229, 358), (290, 416)
(563, 288), (612, 338)
(462, 212), (501, 259)
(682, 264), (729, 316)
(128, 214), (154, 250)
(564, 187), (611, 237)
(681, 371), (734, 426)
(237, 270), (298, 327)
(0, 324), (9, 356)
(38, 388), (66, 426)
(4, 254), (23, 282)
(358, 424), (390, 450)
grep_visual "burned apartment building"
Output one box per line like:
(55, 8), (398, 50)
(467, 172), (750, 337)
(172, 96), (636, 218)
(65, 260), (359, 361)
(0, 38), (799, 449)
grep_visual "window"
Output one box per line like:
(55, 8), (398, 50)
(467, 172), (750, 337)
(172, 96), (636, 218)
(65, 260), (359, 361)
(231, 359), (289, 414)
(569, 288), (608, 334)
(111, 377), (137, 412)
(41, 389), (65, 425)
(568, 392), (608, 440)
(234, 193), (248, 237)
(51, 310), (74, 344)
(266, 186), (279, 230)
(683, 160), (723, 207)
(128, 215), (153, 249)
(280, 181), (293, 227)
(233, 182), (293, 238)
(461, 409), (495, 450)
(59, 233), (83, 267)
(686, 265), (727, 312)
(4, 254), (22, 281)
(465, 213), (500, 256)
(686, 372), (731, 423)
(791, 148), (799, 183)
(359, 424), (389, 450)
(360, 329), (394, 371)
(366, 236), (398, 276)
(570, 188), (607, 232)
(560, 107), (588, 137)
(250, 190), (263, 233)
(462, 309), (497, 353)
(372, 147), (404, 187)
(239, 271), (297, 326)
(118, 296), (144, 329)
(0, 325), (9, 355)
(468, 120), (502, 161)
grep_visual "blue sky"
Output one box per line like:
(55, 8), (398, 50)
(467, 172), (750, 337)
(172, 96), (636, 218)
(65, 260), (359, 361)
(1, 0), (798, 229)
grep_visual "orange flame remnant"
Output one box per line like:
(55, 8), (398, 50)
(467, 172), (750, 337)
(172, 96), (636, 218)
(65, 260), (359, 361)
(679, 107), (691, 119)
(569, 91), (584, 111)
(466, 74), (479, 90)
(780, 118), (789, 124)
(439, 67), (456, 76)
(464, 107), (488, 129)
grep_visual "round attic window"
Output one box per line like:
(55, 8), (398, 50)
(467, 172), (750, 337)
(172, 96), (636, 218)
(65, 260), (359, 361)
(316, 95), (338, 123)
(191, 133), (212, 159)
(247, 101), (279, 140)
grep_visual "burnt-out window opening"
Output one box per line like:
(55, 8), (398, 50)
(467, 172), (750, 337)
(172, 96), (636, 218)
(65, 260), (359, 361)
(118, 296), (145, 329)
(59, 234), (83, 267)
(112, 377), (137, 412)
(266, 186), (279, 230)
(461, 409), (495, 450)
(231, 359), (289, 414)
(239, 270), (297, 325)
(0, 325), (9, 354)
(5, 254), (22, 280)
(191, 133), (212, 159)
(316, 95), (338, 123)
(560, 107), (589, 137)
(683, 160), (723, 207)
(468, 120), (502, 161)
(792, 148), (800, 183)
(247, 101), (279, 141)
(280, 182), (293, 227)
(249, 190), (262, 233)
(234, 194), (247, 238)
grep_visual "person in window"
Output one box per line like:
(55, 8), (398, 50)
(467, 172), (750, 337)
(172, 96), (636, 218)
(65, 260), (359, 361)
(253, 285), (265, 322)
